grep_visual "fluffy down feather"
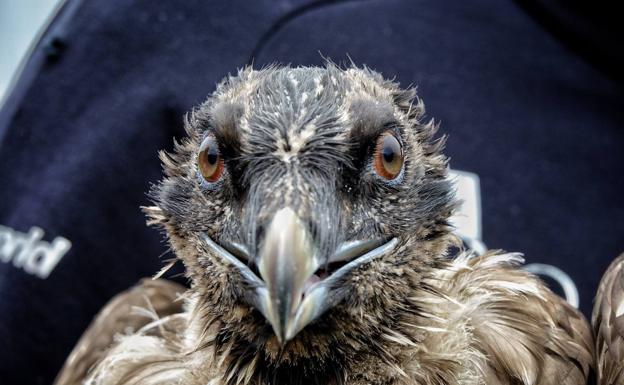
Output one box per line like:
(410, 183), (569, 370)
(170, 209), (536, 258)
(56, 252), (593, 385)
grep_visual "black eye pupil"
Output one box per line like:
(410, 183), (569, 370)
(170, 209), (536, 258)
(381, 135), (401, 164)
(382, 147), (395, 163)
(207, 148), (219, 165)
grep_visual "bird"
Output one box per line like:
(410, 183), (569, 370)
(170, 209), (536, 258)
(592, 253), (624, 385)
(54, 64), (594, 385)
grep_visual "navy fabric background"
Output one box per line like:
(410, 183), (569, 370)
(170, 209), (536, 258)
(0, 1), (622, 384)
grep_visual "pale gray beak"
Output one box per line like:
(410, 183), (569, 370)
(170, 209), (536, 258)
(201, 207), (398, 343)
(256, 207), (318, 342)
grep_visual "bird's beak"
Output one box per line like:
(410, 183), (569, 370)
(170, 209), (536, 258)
(201, 208), (398, 343)
(255, 207), (319, 342)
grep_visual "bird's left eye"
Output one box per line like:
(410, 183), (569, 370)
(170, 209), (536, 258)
(373, 131), (404, 180)
(198, 136), (225, 184)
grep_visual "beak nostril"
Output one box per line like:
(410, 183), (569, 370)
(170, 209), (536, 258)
(252, 224), (265, 249)
(306, 219), (319, 240)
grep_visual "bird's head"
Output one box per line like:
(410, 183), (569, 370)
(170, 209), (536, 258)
(147, 65), (455, 368)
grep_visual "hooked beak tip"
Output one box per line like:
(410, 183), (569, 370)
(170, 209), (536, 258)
(256, 207), (316, 343)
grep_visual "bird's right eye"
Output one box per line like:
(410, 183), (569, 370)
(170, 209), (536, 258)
(198, 136), (225, 184)
(373, 131), (404, 181)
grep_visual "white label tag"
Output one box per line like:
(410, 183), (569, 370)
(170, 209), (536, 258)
(448, 169), (483, 248)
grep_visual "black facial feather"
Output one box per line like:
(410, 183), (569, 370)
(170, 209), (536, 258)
(147, 63), (457, 385)
(211, 102), (245, 156)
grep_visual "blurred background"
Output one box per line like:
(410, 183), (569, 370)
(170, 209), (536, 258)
(0, 1), (622, 384)
(0, 0), (61, 103)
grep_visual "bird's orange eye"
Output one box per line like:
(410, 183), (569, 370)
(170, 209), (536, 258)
(198, 137), (224, 183)
(373, 132), (404, 180)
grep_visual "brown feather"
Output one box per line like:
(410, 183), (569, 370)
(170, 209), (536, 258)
(53, 279), (185, 385)
(54, 251), (594, 385)
(401, 251), (594, 385)
(593, 253), (624, 385)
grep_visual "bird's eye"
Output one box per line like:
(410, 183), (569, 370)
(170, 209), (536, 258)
(198, 136), (225, 184)
(373, 132), (404, 180)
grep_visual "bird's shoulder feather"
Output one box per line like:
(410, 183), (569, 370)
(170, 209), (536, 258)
(53, 278), (186, 385)
(407, 251), (593, 385)
(593, 253), (624, 385)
